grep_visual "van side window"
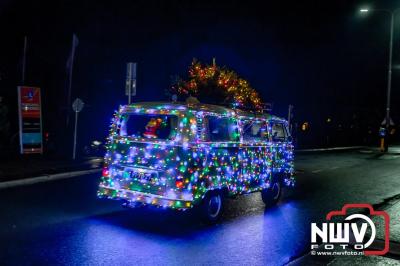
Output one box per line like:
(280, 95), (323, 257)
(206, 116), (238, 142)
(271, 123), (286, 141)
(242, 121), (269, 141)
(120, 114), (178, 140)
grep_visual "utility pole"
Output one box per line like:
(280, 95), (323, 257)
(360, 8), (399, 152)
(21, 36), (27, 84)
(384, 12), (394, 152)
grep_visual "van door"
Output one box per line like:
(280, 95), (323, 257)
(270, 121), (292, 178)
(200, 115), (240, 191)
(240, 120), (270, 191)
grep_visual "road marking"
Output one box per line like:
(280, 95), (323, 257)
(297, 146), (364, 152)
(311, 169), (323, 173)
(0, 169), (101, 190)
(311, 166), (340, 173)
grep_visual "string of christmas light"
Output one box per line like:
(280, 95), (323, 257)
(170, 60), (263, 111)
(98, 102), (295, 210)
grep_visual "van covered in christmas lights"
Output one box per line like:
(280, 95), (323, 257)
(98, 102), (295, 222)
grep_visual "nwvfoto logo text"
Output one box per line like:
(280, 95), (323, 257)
(311, 204), (390, 256)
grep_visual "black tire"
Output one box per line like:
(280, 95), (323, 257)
(199, 191), (223, 224)
(261, 181), (282, 207)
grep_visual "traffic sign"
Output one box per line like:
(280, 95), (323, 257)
(125, 78), (136, 96)
(72, 98), (84, 160)
(72, 98), (84, 112)
(126, 62), (137, 103)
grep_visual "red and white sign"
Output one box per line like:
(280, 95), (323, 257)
(17, 86), (43, 154)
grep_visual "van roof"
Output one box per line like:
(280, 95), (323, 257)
(121, 101), (287, 123)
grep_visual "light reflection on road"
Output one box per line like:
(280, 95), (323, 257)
(71, 199), (308, 265)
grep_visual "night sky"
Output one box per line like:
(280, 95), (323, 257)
(1, 0), (399, 151)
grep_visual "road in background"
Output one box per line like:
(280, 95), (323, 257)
(1, 151), (400, 265)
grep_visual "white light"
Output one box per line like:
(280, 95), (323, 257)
(92, 140), (102, 146)
(360, 8), (369, 12)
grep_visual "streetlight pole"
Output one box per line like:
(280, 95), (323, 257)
(385, 12), (394, 152)
(360, 8), (398, 152)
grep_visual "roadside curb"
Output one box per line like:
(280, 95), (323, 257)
(296, 146), (364, 153)
(286, 246), (335, 265)
(0, 157), (103, 182)
(0, 168), (101, 190)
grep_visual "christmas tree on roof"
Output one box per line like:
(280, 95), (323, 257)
(169, 59), (263, 112)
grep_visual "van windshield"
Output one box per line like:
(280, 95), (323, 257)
(119, 114), (178, 140)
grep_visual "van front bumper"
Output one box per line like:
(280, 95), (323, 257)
(97, 184), (193, 210)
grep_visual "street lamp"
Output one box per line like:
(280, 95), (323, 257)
(360, 7), (398, 152)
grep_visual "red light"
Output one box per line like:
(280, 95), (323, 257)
(102, 167), (109, 177)
(175, 180), (184, 189)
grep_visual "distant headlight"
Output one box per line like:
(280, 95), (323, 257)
(92, 140), (102, 146)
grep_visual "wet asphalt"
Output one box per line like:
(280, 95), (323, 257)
(1, 151), (400, 265)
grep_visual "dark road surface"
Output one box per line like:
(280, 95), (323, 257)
(1, 151), (400, 265)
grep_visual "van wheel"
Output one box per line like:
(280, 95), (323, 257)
(199, 191), (223, 224)
(261, 181), (281, 207)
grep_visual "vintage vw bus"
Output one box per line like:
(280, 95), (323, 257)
(98, 102), (295, 222)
